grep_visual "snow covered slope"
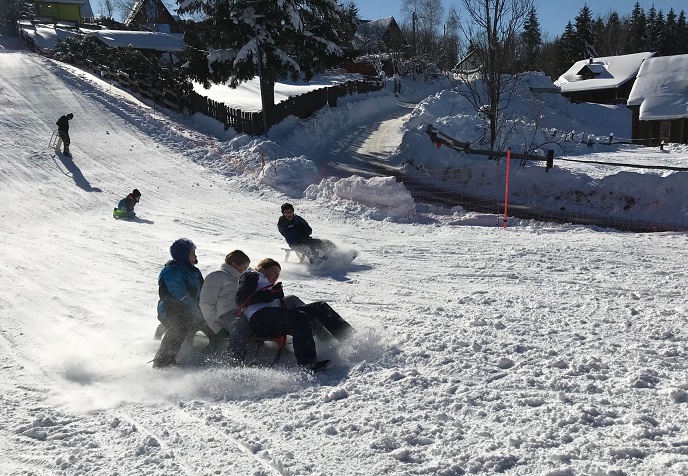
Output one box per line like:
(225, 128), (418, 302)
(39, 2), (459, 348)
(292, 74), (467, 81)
(2, 45), (688, 476)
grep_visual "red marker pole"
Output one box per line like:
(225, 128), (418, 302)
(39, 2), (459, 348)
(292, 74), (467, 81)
(260, 151), (265, 171)
(503, 148), (511, 229)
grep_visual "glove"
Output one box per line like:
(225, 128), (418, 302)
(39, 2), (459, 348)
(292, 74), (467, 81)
(270, 282), (284, 299)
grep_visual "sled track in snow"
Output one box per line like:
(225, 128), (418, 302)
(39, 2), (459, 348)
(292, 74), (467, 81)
(117, 404), (291, 475)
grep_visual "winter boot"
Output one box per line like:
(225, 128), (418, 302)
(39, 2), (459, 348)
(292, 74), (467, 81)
(302, 359), (330, 373)
(152, 354), (177, 369)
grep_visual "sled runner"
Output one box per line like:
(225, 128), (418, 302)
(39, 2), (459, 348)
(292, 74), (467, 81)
(251, 334), (289, 366)
(282, 247), (306, 263)
(283, 239), (358, 266)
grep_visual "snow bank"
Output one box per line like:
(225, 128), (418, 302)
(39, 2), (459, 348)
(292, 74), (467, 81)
(259, 155), (321, 193)
(305, 175), (416, 221)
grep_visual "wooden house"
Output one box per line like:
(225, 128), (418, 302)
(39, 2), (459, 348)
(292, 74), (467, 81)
(354, 17), (406, 55)
(627, 54), (688, 145)
(123, 0), (179, 33)
(555, 52), (657, 105)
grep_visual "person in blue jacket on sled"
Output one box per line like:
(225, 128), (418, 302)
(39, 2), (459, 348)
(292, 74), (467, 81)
(113, 189), (141, 219)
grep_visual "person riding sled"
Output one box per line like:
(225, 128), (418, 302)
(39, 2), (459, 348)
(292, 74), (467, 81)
(152, 238), (216, 369)
(113, 189), (141, 219)
(277, 203), (335, 264)
(234, 258), (342, 372)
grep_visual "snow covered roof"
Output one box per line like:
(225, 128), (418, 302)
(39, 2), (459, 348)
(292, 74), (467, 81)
(19, 25), (79, 50)
(627, 54), (688, 121)
(84, 30), (185, 52)
(555, 52), (657, 93)
(356, 17), (394, 32)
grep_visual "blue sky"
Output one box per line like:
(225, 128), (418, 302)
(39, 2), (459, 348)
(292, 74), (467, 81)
(352, 1), (682, 38)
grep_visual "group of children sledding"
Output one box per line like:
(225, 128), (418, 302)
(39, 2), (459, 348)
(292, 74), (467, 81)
(56, 109), (345, 373)
(151, 203), (352, 373)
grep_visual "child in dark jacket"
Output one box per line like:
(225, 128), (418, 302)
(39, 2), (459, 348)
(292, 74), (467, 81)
(277, 203), (335, 264)
(113, 189), (141, 219)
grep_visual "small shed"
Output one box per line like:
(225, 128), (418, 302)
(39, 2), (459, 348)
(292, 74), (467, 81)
(34, 0), (94, 23)
(627, 54), (688, 145)
(555, 52), (657, 104)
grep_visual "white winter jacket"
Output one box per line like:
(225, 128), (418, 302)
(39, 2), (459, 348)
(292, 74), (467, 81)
(199, 263), (242, 333)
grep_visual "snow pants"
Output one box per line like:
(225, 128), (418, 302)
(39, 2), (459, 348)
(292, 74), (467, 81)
(153, 312), (196, 367)
(153, 313), (217, 367)
(297, 301), (355, 341)
(248, 307), (317, 365)
(57, 130), (70, 154)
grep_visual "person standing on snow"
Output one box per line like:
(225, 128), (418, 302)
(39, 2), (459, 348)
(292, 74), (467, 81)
(55, 113), (73, 156)
(199, 249), (252, 362)
(153, 238), (215, 369)
(277, 203), (335, 264)
(114, 189), (141, 219)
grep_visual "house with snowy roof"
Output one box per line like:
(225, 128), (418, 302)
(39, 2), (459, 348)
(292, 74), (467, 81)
(555, 52), (657, 105)
(123, 0), (180, 33)
(354, 17), (405, 55)
(626, 54), (688, 145)
(348, 17), (406, 77)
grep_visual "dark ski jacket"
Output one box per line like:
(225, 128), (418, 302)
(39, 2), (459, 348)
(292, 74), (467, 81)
(278, 214), (312, 245)
(56, 115), (70, 133)
(235, 269), (283, 310)
(118, 194), (137, 213)
(157, 260), (204, 324)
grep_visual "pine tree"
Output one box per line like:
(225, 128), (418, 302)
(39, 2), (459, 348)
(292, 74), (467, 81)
(574, 4), (597, 60)
(664, 9), (678, 55)
(628, 2), (646, 52)
(678, 11), (688, 54)
(602, 11), (625, 56)
(0, 0), (31, 36)
(521, 6), (542, 70)
(652, 10), (666, 54)
(556, 21), (578, 71)
(178, 0), (353, 131)
(646, 5), (657, 50)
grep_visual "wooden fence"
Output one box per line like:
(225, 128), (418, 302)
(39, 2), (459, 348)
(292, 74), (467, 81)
(189, 79), (383, 135)
(77, 59), (382, 136)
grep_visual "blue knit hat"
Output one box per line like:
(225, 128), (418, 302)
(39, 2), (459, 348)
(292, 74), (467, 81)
(170, 238), (196, 267)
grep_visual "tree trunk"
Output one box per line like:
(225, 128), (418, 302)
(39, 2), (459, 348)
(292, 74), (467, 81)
(259, 77), (275, 134)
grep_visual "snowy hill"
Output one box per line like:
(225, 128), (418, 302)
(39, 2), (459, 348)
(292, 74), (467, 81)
(2, 42), (688, 476)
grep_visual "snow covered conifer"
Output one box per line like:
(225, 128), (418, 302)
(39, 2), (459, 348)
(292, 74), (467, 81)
(177, 0), (354, 127)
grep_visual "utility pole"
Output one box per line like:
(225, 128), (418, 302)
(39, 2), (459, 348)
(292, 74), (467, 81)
(412, 11), (417, 81)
